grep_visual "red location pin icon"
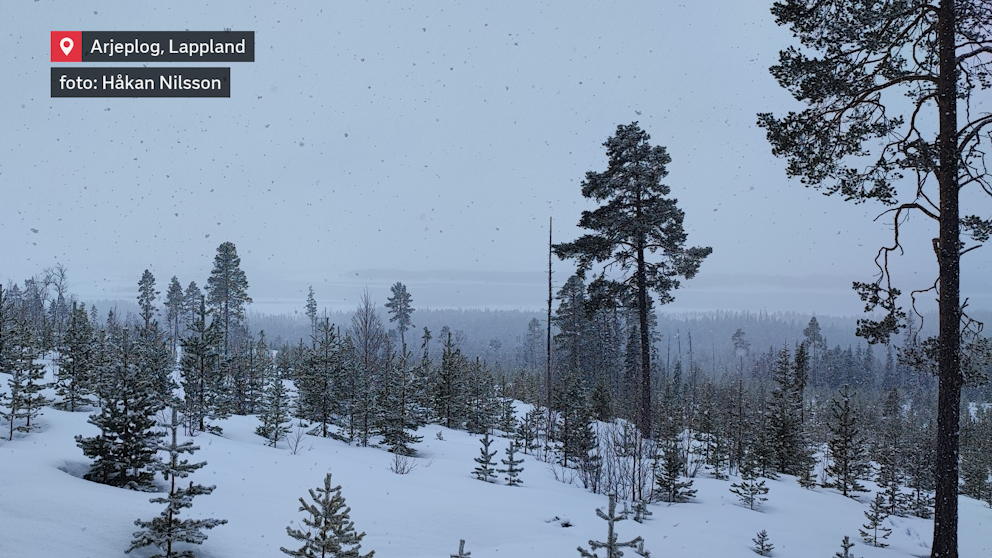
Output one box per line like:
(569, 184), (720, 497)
(51, 31), (82, 62)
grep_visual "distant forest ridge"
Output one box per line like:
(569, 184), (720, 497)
(86, 299), (987, 375)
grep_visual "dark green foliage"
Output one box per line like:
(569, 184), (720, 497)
(164, 276), (185, 355)
(730, 460), (769, 511)
(497, 440), (525, 486)
(257, 362), (293, 447)
(55, 302), (96, 412)
(127, 406), (227, 558)
(859, 493), (892, 548)
(137, 269), (159, 331)
(653, 432), (696, 504)
(833, 536), (856, 558)
(205, 241), (252, 355)
(577, 493), (649, 558)
(179, 297), (224, 435)
(766, 345), (804, 476)
(823, 385), (868, 497)
(76, 326), (163, 491)
(472, 432), (497, 483)
(297, 320), (350, 440)
(2, 314), (49, 439)
(281, 472), (374, 558)
(384, 282), (414, 347)
(752, 530), (773, 556)
(554, 122), (712, 437)
(379, 341), (422, 456)
(960, 405), (992, 506)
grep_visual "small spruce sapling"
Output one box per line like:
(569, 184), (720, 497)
(859, 493), (892, 548)
(472, 432), (497, 483)
(577, 493), (650, 558)
(281, 472), (374, 558)
(127, 406), (227, 558)
(752, 530), (773, 556)
(834, 535), (857, 558)
(730, 460), (769, 510)
(497, 440), (525, 486)
(450, 539), (471, 558)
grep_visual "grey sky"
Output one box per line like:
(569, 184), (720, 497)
(3, 1), (989, 316)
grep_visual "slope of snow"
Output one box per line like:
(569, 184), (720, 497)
(1, 380), (990, 557)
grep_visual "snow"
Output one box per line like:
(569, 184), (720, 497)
(2, 372), (991, 557)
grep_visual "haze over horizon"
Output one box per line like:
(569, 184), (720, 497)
(4, 1), (990, 316)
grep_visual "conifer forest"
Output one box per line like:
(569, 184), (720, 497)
(4, 1), (992, 558)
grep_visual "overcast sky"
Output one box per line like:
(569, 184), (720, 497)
(3, 1), (990, 316)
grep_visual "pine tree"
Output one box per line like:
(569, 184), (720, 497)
(833, 535), (856, 558)
(859, 493), (892, 548)
(127, 406), (227, 558)
(823, 385), (868, 497)
(76, 326), (163, 490)
(138, 269), (159, 331)
(553, 122), (712, 438)
(164, 276), (185, 356)
(2, 315), (49, 439)
(631, 500), (652, 524)
(179, 297), (224, 435)
(903, 419), (936, 519)
(379, 338), (422, 456)
(55, 302), (96, 412)
(257, 362), (293, 447)
(767, 345), (802, 476)
(281, 472), (374, 558)
(577, 493), (648, 558)
(181, 282), (202, 335)
(472, 432), (498, 482)
(450, 539), (471, 558)
(305, 286), (318, 339)
(730, 459), (769, 511)
(875, 389), (907, 515)
(752, 530), (774, 557)
(652, 431), (696, 504)
(205, 241), (252, 355)
(384, 282), (414, 349)
(497, 440), (525, 486)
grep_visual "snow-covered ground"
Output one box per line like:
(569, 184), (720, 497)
(2, 375), (990, 558)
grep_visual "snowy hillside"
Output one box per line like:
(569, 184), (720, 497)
(2, 369), (990, 558)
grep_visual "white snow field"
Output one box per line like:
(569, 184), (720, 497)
(2, 375), (990, 558)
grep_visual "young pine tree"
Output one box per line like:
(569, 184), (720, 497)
(497, 440), (525, 486)
(752, 530), (774, 557)
(859, 492), (892, 548)
(256, 363), (293, 447)
(281, 472), (374, 558)
(577, 493), (650, 558)
(730, 459), (769, 511)
(652, 432), (696, 504)
(472, 432), (498, 483)
(76, 326), (163, 490)
(127, 406), (227, 558)
(55, 302), (96, 412)
(823, 385), (868, 498)
(3, 316), (49, 439)
(450, 539), (471, 558)
(833, 535), (856, 558)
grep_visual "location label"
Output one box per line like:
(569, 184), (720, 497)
(51, 31), (82, 62)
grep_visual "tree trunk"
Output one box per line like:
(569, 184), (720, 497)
(636, 242), (651, 440)
(933, 1), (961, 556)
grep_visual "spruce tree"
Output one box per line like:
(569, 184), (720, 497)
(767, 345), (802, 476)
(834, 535), (856, 558)
(127, 406), (227, 557)
(281, 472), (374, 558)
(652, 431), (696, 504)
(730, 459), (769, 511)
(257, 362), (293, 447)
(76, 326), (163, 490)
(859, 493), (892, 548)
(497, 440), (525, 486)
(305, 286), (318, 339)
(2, 316), (49, 439)
(577, 493), (649, 558)
(179, 297), (224, 435)
(752, 530), (773, 557)
(55, 302), (96, 412)
(824, 385), (868, 497)
(875, 389), (907, 515)
(379, 339), (422, 456)
(472, 432), (498, 483)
